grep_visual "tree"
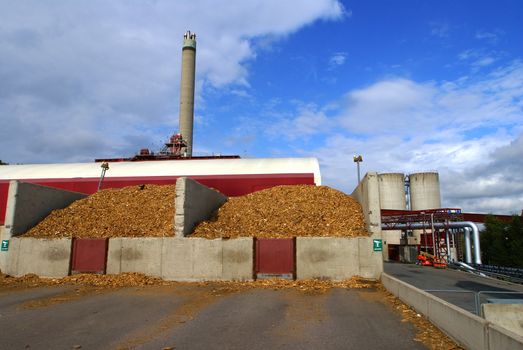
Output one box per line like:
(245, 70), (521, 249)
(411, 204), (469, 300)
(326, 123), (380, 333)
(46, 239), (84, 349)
(481, 215), (523, 267)
(0, 160), (7, 165)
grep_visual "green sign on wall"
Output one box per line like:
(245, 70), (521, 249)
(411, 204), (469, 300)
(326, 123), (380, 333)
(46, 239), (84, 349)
(1, 240), (8, 251)
(373, 239), (382, 252)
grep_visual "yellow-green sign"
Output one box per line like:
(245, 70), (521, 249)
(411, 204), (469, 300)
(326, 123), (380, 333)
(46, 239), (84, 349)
(373, 239), (382, 252)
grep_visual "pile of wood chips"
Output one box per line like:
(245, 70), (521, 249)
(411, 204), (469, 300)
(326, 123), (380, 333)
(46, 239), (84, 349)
(24, 185), (176, 238)
(192, 185), (368, 238)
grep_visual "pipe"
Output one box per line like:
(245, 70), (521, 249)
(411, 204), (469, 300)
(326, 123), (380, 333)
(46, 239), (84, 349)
(445, 230), (451, 262)
(464, 227), (472, 264)
(381, 221), (482, 264)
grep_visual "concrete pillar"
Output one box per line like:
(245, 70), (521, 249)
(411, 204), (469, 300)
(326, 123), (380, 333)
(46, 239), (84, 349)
(179, 31), (196, 156)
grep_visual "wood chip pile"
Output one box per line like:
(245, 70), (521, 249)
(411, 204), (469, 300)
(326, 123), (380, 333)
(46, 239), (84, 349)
(192, 185), (368, 238)
(24, 185), (176, 238)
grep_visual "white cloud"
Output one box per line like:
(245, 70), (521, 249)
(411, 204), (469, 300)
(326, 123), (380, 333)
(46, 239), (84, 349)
(265, 61), (523, 214)
(475, 30), (503, 44)
(0, 0), (344, 163)
(329, 52), (347, 68)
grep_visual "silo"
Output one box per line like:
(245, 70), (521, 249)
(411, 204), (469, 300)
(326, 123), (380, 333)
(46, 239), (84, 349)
(409, 172), (442, 253)
(378, 173), (406, 261)
(379, 173), (406, 210)
(409, 172), (441, 210)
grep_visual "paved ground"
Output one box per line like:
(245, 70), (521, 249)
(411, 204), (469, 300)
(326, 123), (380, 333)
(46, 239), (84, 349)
(384, 262), (523, 314)
(0, 284), (428, 350)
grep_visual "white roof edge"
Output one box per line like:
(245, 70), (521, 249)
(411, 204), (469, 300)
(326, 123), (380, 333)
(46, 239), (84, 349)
(0, 157), (322, 182)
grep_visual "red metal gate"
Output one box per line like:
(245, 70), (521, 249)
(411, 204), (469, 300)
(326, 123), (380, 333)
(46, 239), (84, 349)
(71, 238), (108, 274)
(255, 238), (295, 279)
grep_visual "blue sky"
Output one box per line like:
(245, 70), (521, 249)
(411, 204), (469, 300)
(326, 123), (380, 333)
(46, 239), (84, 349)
(0, 0), (522, 214)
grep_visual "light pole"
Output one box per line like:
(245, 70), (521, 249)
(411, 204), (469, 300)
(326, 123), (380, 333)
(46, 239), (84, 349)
(353, 155), (363, 183)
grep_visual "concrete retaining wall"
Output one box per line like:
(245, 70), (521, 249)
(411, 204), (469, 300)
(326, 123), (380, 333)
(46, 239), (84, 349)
(3, 181), (86, 238)
(5, 237), (71, 278)
(106, 237), (253, 281)
(175, 177), (227, 237)
(296, 237), (380, 280)
(382, 273), (523, 350)
(106, 238), (163, 277)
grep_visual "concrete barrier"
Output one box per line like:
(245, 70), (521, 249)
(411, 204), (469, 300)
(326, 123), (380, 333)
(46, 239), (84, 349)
(3, 181), (86, 238)
(428, 295), (488, 350)
(105, 237), (253, 281)
(296, 237), (359, 280)
(488, 324), (523, 350)
(295, 237), (381, 280)
(162, 237), (253, 281)
(483, 304), (523, 337)
(106, 238), (163, 277)
(381, 273), (523, 350)
(5, 237), (71, 278)
(175, 177), (227, 237)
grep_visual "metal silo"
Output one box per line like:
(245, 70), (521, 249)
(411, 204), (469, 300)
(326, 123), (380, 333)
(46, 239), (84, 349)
(409, 172), (441, 210)
(378, 173), (406, 261)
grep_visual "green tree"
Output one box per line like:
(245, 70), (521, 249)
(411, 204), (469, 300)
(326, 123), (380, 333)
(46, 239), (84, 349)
(0, 160), (7, 165)
(481, 215), (523, 267)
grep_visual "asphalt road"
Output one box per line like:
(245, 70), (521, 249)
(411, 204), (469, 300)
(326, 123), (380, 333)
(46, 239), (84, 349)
(0, 284), (428, 350)
(384, 262), (523, 314)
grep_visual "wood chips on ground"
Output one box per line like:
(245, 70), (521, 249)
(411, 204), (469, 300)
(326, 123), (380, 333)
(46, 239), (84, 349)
(192, 185), (368, 238)
(377, 285), (463, 350)
(0, 271), (375, 291)
(24, 184), (176, 238)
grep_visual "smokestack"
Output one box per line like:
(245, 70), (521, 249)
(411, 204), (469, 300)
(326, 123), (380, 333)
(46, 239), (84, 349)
(179, 31), (196, 157)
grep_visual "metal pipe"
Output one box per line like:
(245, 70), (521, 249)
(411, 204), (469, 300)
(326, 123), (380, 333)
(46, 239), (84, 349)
(464, 227), (472, 264)
(381, 221), (482, 264)
(445, 230), (451, 262)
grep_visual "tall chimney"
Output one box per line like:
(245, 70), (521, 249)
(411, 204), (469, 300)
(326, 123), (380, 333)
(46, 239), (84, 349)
(178, 31), (196, 157)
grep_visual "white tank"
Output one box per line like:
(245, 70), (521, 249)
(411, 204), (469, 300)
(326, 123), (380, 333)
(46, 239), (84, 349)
(378, 173), (406, 257)
(378, 173), (406, 210)
(409, 172), (441, 210)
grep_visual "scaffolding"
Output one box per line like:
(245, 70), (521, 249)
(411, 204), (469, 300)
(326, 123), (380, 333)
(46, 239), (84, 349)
(381, 208), (464, 263)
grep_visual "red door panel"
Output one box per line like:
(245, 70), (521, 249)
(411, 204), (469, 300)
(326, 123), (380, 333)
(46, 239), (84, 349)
(71, 238), (108, 274)
(255, 238), (295, 278)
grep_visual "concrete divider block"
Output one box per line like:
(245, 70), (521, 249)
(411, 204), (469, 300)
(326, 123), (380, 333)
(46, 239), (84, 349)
(106, 238), (123, 274)
(162, 238), (193, 280)
(488, 324), (523, 350)
(6, 237), (71, 278)
(107, 238), (163, 277)
(222, 238), (253, 281)
(358, 237), (382, 279)
(193, 238), (222, 279)
(483, 303), (523, 337)
(161, 237), (253, 281)
(427, 293), (488, 350)
(0, 226), (9, 273)
(296, 237), (359, 280)
(175, 177), (227, 237)
(4, 181), (86, 238)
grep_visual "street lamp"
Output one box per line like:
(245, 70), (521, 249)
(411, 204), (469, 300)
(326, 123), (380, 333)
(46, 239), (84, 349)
(353, 155), (363, 183)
